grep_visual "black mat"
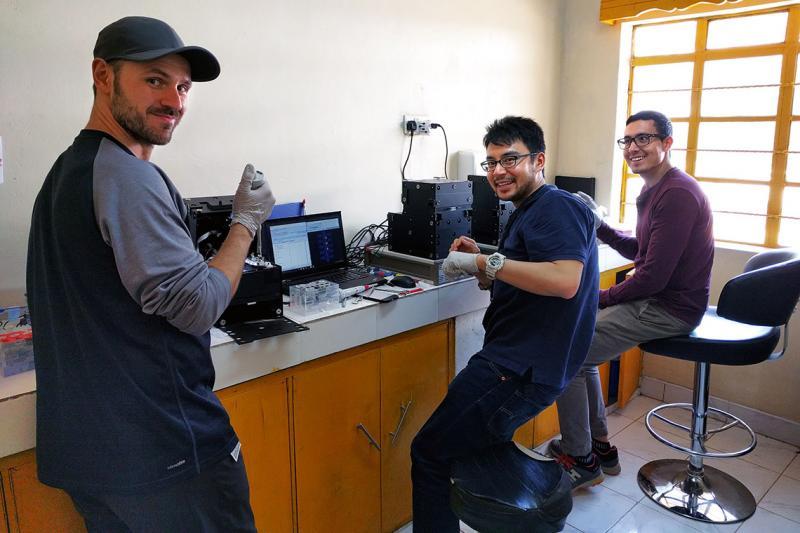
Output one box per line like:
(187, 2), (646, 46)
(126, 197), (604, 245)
(218, 316), (309, 345)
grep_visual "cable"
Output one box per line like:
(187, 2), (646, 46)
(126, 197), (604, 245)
(431, 123), (448, 179)
(345, 218), (389, 267)
(401, 126), (415, 181)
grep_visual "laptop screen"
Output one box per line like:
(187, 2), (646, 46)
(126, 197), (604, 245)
(262, 211), (348, 279)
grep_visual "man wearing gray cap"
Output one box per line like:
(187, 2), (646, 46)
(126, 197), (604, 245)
(26, 16), (271, 531)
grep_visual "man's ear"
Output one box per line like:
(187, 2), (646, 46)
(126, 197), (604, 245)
(662, 135), (674, 152)
(534, 151), (546, 169)
(92, 58), (114, 96)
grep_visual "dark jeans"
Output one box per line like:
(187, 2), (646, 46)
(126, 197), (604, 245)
(410, 354), (561, 533)
(67, 453), (256, 533)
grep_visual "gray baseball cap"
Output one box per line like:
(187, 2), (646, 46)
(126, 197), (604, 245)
(93, 16), (220, 82)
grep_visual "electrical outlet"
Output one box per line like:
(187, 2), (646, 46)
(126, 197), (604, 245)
(402, 114), (431, 135)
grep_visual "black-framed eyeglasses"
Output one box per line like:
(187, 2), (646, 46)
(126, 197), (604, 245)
(616, 133), (665, 149)
(480, 153), (537, 172)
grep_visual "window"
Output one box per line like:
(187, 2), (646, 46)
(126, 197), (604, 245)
(622, 6), (800, 247)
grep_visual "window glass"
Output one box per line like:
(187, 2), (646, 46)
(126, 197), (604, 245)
(621, 203), (638, 230)
(785, 153), (800, 183)
(781, 186), (800, 218)
(700, 182), (770, 214)
(701, 87), (780, 117)
(788, 122), (800, 152)
(712, 212), (766, 243)
(634, 21), (697, 56)
(633, 63), (694, 91)
(697, 122), (775, 151)
(631, 91), (692, 118)
(624, 176), (644, 204)
(778, 217), (800, 247)
(670, 149), (687, 171)
(694, 151), (773, 180)
(671, 122), (689, 149)
(707, 12), (787, 49)
(703, 55), (783, 88)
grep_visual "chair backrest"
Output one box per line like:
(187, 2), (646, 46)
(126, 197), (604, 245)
(717, 249), (800, 327)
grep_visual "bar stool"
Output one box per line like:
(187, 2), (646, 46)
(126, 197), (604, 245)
(637, 249), (800, 524)
(450, 441), (573, 533)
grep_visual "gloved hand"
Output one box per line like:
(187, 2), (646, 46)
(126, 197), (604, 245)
(443, 251), (479, 277)
(231, 163), (276, 238)
(573, 191), (607, 231)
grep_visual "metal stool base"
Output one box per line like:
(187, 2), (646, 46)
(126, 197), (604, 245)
(638, 459), (756, 524)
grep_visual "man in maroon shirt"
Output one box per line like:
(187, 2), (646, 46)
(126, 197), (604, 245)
(549, 110), (714, 489)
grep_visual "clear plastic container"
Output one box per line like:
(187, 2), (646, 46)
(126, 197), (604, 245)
(289, 280), (341, 315)
(0, 329), (34, 377)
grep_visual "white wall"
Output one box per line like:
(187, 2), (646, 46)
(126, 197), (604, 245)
(0, 0), (565, 303)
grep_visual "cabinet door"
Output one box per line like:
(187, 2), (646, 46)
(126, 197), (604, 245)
(1, 471), (8, 533)
(293, 349), (381, 533)
(217, 376), (293, 533)
(380, 323), (450, 532)
(2, 456), (85, 533)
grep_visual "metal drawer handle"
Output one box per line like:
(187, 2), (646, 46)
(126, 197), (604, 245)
(390, 399), (414, 446)
(356, 423), (381, 451)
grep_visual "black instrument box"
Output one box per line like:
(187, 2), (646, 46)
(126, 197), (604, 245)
(388, 208), (472, 260)
(471, 204), (515, 246)
(401, 179), (473, 212)
(184, 195), (283, 324)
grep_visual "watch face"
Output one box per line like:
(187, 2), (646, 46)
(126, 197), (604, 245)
(488, 255), (501, 268)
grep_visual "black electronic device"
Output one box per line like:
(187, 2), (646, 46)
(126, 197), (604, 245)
(387, 208), (471, 260)
(401, 179), (473, 213)
(183, 195), (306, 343)
(467, 175), (516, 246)
(555, 175), (596, 199)
(388, 275), (416, 289)
(260, 211), (384, 293)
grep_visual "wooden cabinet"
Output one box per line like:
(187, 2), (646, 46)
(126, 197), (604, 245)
(293, 348), (382, 532)
(217, 375), (293, 533)
(0, 451), (85, 533)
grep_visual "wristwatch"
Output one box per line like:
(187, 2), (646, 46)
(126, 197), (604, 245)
(484, 252), (506, 280)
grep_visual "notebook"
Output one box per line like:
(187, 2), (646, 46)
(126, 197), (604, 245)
(261, 211), (384, 293)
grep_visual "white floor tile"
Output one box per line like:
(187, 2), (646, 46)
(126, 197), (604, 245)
(602, 450), (648, 502)
(567, 484), (637, 533)
(607, 412), (638, 438)
(459, 520), (479, 533)
(394, 522), (412, 533)
(561, 523), (582, 532)
(614, 396), (662, 421)
(607, 501), (702, 532)
(707, 426), (799, 474)
(702, 455), (781, 502)
(638, 496), (741, 533)
(737, 506), (800, 533)
(614, 421), (688, 462)
(784, 453), (800, 481)
(760, 475), (800, 523)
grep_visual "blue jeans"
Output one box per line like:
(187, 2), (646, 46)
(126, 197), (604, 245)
(410, 353), (561, 533)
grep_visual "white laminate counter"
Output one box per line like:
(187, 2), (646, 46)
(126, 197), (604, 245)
(0, 244), (631, 457)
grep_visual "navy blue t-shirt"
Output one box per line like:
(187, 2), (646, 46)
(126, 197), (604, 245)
(480, 184), (599, 390)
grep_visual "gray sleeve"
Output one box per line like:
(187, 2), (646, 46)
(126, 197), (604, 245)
(93, 141), (231, 336)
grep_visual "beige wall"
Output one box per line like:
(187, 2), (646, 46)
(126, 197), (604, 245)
(0, 0), (565, 302)
(556, 0), (800, 424)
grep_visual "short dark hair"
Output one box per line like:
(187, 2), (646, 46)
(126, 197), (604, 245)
(626, 110), (673, 138)
(483, 116), (546, 154)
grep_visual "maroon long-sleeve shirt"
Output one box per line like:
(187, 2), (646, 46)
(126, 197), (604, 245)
(598, 167), (714, 327)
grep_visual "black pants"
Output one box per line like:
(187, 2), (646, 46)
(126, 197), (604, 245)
(67, 454), (256, 533)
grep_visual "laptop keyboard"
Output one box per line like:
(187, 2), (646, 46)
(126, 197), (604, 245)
(326, 268), (372, 283)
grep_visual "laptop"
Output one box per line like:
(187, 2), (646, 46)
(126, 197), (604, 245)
(261, 211), (384, 293)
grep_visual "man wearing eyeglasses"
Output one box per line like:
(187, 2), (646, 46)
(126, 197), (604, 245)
(410, 116), (599, 532)
(548, 110), (714, 490)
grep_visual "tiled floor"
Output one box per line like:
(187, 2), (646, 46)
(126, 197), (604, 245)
(397, 395), (800, 533)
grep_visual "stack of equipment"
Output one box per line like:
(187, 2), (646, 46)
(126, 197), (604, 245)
(388, 179), (473, 260)
(469, 175), (515, 246)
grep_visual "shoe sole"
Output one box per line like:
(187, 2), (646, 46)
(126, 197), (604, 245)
(572, 472), (604, 491)
(601, 463), (621, 476)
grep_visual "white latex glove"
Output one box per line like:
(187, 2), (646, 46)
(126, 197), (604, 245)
(443, 251), (479, 277)
(231, 163), (276, 238)
(573, 191), (607, 231)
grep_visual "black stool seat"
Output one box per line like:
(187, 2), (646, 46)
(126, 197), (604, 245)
(641, 306), (780, 365)
(450, 442), (572, 533)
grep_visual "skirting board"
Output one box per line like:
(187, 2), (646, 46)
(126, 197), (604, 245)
(639, 375), (800, 448)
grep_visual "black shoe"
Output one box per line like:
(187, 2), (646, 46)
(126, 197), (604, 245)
(548, 439), (604, 491)
(592, 438), (621, 475)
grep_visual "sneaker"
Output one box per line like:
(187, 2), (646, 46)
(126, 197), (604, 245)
(548, 439), (604, 491)
(592, 438), (621, 476)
